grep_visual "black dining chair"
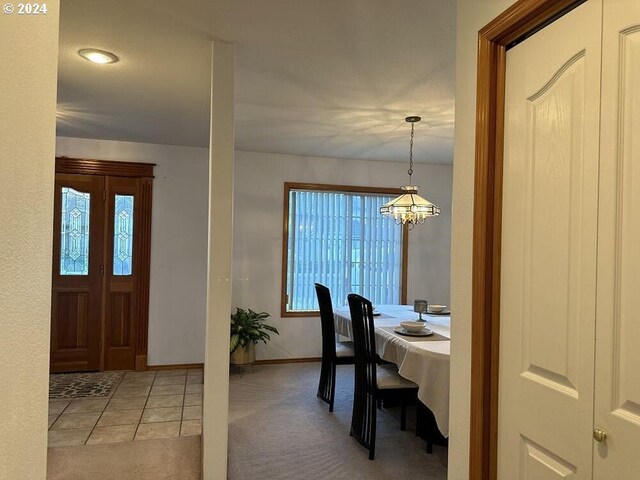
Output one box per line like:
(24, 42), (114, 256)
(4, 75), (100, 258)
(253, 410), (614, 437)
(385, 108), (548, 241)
(315, 283), (355, 412)
(347, 293), (419, 460)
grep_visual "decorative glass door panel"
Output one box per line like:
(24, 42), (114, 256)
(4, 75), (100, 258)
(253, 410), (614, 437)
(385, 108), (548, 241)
(60, 187), (91, 276)
(113, 194), (134, 276)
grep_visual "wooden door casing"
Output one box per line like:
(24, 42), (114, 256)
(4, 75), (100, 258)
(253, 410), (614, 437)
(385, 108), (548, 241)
(50, 174), (105, 372)
(51, 158), (154, 372)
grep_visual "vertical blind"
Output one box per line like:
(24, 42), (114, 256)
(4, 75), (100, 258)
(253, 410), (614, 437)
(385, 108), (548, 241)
(285, 189), (403, 312)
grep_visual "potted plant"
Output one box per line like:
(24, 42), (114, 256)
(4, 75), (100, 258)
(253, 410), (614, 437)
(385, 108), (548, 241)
(229, 307), (279, 365)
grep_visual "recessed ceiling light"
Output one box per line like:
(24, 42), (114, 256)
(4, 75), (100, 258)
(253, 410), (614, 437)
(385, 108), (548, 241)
(78, 48), (119, 64)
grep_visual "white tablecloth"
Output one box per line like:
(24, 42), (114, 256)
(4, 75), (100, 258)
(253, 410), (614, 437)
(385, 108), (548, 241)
(333, 304), (451, 437)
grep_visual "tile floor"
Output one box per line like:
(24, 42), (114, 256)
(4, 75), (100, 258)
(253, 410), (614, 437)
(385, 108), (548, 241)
(48, 368), (203, 447)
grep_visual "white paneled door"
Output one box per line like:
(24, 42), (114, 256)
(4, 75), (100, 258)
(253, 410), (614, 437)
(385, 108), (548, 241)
(593, 1), (640, 478)
(498, 1), (603, 478)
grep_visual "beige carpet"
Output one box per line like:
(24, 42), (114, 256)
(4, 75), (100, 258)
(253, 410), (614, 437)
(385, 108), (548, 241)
(228, 363), (447, 480)
(47, 435), (201, 480)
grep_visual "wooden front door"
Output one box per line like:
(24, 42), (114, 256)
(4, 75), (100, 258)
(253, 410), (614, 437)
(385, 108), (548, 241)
(51, 174), (105, 372)
(104, 176), (139, 370)
(50, 158), (154, 373)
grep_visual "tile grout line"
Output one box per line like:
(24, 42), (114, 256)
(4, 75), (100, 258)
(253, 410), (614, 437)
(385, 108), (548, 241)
(137, 370), (185, 440)
(49, 383), (83, 428)
(132, 370), (157, 441)
(179, 375), (186, 436)
(182, 370), (204, 435)
(84, 370), (126, 445)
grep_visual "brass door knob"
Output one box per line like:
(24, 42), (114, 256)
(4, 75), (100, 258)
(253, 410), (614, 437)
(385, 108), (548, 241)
(593, 429), (607, 442)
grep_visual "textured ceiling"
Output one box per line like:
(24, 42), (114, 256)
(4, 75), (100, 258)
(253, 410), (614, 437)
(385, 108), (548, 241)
(57, 0), (455, 163)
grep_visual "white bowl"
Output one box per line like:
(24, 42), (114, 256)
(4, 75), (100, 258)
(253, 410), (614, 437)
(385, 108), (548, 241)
(427, 304), (447, 313)
(400, 321), (426, 333)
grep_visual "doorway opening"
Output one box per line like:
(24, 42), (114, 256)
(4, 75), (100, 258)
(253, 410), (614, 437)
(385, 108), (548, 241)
(50, 157), (154, 373)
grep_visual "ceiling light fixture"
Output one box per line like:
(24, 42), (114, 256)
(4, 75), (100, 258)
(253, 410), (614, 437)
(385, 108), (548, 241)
(78, 48), (119, 65)
(380, 116), (440, 229)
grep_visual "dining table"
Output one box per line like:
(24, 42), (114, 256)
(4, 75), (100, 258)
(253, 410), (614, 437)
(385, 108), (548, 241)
(332, 304), (451, 437)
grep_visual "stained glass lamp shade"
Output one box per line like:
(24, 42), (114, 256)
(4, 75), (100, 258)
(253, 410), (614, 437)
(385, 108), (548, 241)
(379, 185), (440, 227)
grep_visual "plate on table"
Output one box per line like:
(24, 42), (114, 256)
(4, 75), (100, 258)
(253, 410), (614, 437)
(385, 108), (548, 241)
(394, 327), (433, 337)
(426, 310), (451, 316)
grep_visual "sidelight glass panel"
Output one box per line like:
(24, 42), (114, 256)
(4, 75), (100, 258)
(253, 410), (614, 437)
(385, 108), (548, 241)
(113, 194), (134, 275)
(60, 187), (91, 275)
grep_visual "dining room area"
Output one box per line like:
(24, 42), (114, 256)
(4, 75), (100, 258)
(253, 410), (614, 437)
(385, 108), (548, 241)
(228, 113), (452, 478)
(227, 295), (451, 479)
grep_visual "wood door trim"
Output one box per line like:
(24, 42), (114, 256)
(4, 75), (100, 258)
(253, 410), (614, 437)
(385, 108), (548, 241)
(147, 363), (204, 370)
(470, 1), (585, 478)
(135, 178), (153, 371)
(56, 157), (155, 178)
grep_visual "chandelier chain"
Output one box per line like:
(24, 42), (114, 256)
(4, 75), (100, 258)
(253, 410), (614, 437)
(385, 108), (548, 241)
(408, 121), (414, 183)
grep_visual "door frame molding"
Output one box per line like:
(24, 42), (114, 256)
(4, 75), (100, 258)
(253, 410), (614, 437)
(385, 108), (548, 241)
(56, 157), (154, 178)
(54, 157), (154, 371)
(469, 1), (585, 478)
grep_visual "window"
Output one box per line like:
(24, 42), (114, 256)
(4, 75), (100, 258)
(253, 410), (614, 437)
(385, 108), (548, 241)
(282, 183), (407, 316)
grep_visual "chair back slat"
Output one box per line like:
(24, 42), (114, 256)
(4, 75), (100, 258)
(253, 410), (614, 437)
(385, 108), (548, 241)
(315, 283), (354, 411)
(315, 283), (337, 359)
(348, 293), (378, 458)
(348, 293), (378, 391)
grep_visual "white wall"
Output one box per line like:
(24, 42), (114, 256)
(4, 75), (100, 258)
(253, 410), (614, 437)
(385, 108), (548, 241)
(0, 3), (59, 478)
(55, 137), (209, 366)
(51, 140), (453, 366)
(448, 1), (515, 478)
(233, 150), (452, 361)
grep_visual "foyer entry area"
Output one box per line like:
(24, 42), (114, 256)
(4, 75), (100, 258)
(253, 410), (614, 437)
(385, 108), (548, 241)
(47, 368), (202, 447)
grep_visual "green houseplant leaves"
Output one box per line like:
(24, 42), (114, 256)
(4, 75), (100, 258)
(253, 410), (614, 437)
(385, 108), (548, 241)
(230, 308), (279, 353)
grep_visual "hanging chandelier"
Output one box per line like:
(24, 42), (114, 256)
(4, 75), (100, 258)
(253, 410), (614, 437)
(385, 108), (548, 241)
(380, 116), (440, 228)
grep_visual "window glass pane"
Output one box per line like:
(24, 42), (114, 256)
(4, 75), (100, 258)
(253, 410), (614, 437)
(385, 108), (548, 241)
(285, 189), (402, 311)
(60, 187), (91, 276)
(113, 194), (134, 276)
